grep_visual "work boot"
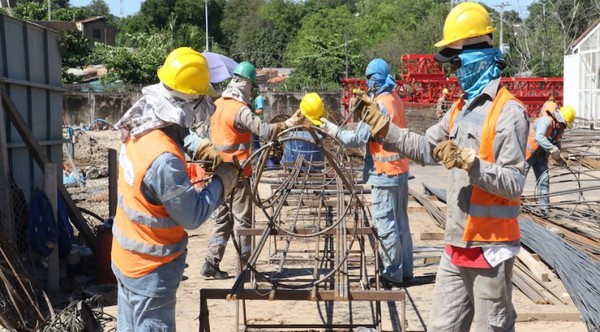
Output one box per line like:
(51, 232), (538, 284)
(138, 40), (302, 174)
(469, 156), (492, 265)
(201, 261), (229, 280)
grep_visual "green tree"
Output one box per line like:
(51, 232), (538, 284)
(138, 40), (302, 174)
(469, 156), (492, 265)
(86, 0), (110, 17)
(14, 1), (46, 19)
(88, 33), (168, 84)
(284, 6), (363, 90)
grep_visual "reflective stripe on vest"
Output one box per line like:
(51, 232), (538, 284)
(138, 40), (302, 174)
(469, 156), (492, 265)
(112, 130), (188, 278)
(525, 115), (561, 160)
(448, 87), (522, 242)
(368, 93), (409, 175)
(211, 98), (252, 177)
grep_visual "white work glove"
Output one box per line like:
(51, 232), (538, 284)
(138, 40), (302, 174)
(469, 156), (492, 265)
(549, 146), (561, 162)
(212, 163), (240, 197)
(319, 118), (338, 137)
(195, 139), (223, 169)
(433, 140), (477, 172)
(549, 146), (567, 165)
(284, 109), (306, 127)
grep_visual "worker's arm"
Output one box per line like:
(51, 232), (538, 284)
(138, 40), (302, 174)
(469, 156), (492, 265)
(235, 106), (280, 139)
(532, 116), (556, 152)
(380, 114), (446, 166)
(143, 153), (223, 230)
(335, 121), (370, 147)
(469, 101), (529, 200)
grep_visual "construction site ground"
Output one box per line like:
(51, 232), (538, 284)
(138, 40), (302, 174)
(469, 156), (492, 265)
(69, 128), (588, 332)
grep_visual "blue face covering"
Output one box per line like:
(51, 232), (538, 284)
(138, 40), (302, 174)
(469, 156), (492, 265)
(455, 48), (503, 101)
(366, 59), (396, 96)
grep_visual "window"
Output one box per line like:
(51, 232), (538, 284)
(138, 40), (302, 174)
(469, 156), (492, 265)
(93, 29), (101, 39)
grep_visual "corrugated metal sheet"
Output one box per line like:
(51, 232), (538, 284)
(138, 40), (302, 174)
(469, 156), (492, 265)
(0, 14), (64, 204)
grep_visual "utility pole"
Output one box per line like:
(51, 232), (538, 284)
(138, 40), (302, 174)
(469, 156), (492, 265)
(494, 2), (510, 53)
(205, 0), (209, 52)
(47, 0), (51, 20)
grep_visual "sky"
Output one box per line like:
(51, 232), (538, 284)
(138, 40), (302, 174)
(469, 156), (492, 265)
(70, 0), (535, 19)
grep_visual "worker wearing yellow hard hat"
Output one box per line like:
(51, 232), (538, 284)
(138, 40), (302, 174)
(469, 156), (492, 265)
(525, 102), (576, 206)
(112, 47), (238, 331)
(351, 3), (529, 330)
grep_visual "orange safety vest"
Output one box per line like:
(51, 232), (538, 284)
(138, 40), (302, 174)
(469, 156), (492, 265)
(368, 93), (409, 176)
(448, 87), (522, 242)
(211, 98), (252, 177)
(112, 130), (188, 278)
(525, 114), (562, 160)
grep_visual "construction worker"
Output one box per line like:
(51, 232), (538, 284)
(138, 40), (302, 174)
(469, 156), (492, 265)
(111, 47), (240, 331)
(201, 61), (305, 279)
(525, 105), (576, 206)
(435, 88), (451, 118)
(251, 93), (266, 151)
(317, 59), (413, 287)
(538, 96), (558, 117)
(354, 3), (529, 330)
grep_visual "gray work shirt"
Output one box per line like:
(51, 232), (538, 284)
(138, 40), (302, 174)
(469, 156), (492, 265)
(383, 78), (529, 248)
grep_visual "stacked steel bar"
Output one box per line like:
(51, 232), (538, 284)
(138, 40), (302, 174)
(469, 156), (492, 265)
(519, 216), (600, 331)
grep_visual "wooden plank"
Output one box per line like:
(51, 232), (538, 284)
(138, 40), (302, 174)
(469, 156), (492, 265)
(420, 232), (444, 240)
(516, 312), (583, 322)
(0, 100), (14, 242)
(1, 91), (97, 254)
(518, 249), (550, 282)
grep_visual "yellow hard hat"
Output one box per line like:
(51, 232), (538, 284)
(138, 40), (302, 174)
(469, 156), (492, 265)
(560, 105), (576, 128)
(157, 47), (214, 96)
(300, 92), (327, 126)
(442, 88), (449, 95)
(435, 2), (495, 48)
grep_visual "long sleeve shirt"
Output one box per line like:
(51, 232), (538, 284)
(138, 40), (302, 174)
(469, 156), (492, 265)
(532, 116), (560, 152)
(381, 78), (529, 248)
(336, 121), (403, 187)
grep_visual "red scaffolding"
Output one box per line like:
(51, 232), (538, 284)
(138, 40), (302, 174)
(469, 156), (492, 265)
(341, 54), (564, 118)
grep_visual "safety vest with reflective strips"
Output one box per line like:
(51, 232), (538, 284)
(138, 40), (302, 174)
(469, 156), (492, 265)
(112, 130), (188, 278)
(448, 87), (522, 242)
(368, 93), (409, 176)
(525, 113), (562, 160)
(211, 98), (252, 177)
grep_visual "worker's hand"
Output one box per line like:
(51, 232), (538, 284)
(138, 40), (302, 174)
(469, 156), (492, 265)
(433, 140), (476, 172)
(361, 102), (390, 137)
(271, 121), (288, 139)
(285, 109), (306, 127)
(349, 89), (367, 108)
(212, 163), (240, 198)
(319, 118), (339, 137)
(549, 146), (562, 162)
(195, 140), (223, 169)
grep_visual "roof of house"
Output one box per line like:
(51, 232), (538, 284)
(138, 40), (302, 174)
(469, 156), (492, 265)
(572, 17), (600, 49)
(77, 16), (106, 24)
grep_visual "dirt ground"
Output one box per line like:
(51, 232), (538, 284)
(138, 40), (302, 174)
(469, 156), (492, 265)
(70, 127), (588, 332)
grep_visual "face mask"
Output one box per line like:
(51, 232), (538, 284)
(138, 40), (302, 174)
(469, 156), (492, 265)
(454, 48), (503, 101)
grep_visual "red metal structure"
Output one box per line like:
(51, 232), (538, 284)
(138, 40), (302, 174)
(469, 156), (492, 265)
(341, 54), (564, 118)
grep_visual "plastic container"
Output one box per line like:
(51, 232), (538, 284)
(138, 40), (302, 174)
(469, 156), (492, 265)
(283, 131), (324, 171)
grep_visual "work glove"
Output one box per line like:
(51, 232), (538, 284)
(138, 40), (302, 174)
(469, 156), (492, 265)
(549, 146), (562, 162)
(271, 121), (288, 139)
(349, 89), (367, 108)
(360, 102), (390, 137)
(432, 140), (477, 172)
(319, 118), (339, 137)
(195, 140), (223, 169)
(212, 163), (240, 198)
(285, 109), (306, 127)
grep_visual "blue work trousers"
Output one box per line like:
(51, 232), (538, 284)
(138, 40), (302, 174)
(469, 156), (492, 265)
(371, 181), (413, 283)
(525, 156), (550, 206)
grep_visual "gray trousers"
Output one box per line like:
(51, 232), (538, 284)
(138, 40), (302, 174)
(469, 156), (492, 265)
(205, 181), (252, 267)
(428, 251), (517, 332)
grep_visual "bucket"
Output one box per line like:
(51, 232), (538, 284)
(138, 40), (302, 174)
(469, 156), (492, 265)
(95, 224), (117, 284)
(283, 131), (324, 171)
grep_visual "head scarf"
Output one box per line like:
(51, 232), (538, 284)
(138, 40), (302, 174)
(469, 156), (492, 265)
(114, 83), (215, 142)
(221, 76), (253, 104)
(365, 59), (396, 96)
(455, 48), (503, 101)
